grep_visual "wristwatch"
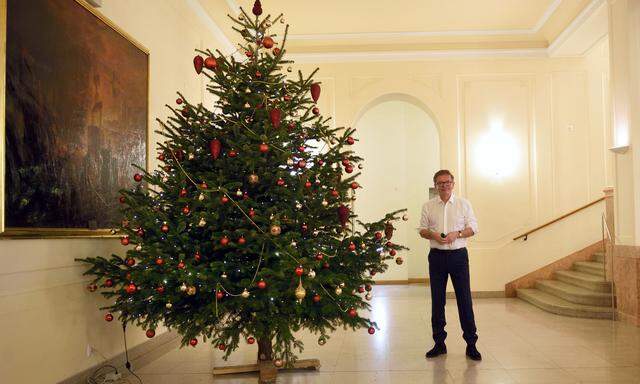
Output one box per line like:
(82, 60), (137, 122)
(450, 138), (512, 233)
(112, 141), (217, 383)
(458, 230), (463, 238)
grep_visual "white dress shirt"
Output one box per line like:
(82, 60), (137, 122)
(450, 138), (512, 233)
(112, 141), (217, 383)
(418, 193), (479, 250)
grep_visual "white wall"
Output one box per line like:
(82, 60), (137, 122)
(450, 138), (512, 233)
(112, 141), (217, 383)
(294, 38), (612, 291)
(0, 1), (227, 382)
(354, 99), (439, 280)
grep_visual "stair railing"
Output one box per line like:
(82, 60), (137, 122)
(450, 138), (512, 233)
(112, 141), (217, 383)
(602, 213), (616, 321)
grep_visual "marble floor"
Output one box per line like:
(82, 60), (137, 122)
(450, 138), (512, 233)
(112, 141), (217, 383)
(135, 285), (640, 383)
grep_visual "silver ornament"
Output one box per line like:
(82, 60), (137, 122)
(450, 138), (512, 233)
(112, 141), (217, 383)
(335, 287), (342, 295)
(236, 189), (243, 197)
(166, 302), (173, 309)
(365, 293), (372, 301)
(290, 241), (297, 247)
(287, 158), (294, 166)
(308, 270), (316, 279)
(198, 193), (205, 201)
(339, 282), (345, 288)
(295, 202), (302, 210)
(135, 244), (142, 251)
(402, 214), (409, 221)
(180, 283), (187, 292)
(198, 218), (206, 227)
(245, 88), (251, 93)
(322, 199), (328, 206)
(331, 163), (338, 169)
(241, 289), (250, 298)
(221, 272), (228, 279)
(244, 102), (250, 108)
(188, 153), (195, 160)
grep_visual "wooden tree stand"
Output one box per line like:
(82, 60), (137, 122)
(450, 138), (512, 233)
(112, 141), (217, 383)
(212, 338), (321, 383)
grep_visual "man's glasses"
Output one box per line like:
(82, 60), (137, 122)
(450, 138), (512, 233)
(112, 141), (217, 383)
(435, 181), (453, 186)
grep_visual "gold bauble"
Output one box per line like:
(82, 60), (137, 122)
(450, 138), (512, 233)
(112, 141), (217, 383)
(295, 281), (306, 301)
(318, 337), (327, 346)
(165, 302), (173, 309)
(180, 283), (187, 292)
(274, 359), (284, 368)
(248, 174), (259, 184)
(187, 286), (197, 295)
(395, 257), (404, 265)
(270, 225), (282, 236)
(335, 287), (342, 295)
(198, 218), (206, 227)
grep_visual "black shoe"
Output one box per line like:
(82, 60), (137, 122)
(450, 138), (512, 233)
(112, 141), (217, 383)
(466, 344), (482, 361)
(425, 343), (447, 358)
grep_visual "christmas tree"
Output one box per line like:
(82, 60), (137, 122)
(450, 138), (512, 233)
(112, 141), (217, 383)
(78, 1), (406, 381)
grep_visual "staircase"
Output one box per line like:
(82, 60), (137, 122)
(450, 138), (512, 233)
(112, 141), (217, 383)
(517, 251), (615, 319)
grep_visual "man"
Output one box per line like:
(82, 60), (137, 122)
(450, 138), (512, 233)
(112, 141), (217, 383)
(418, 170), (481, 361)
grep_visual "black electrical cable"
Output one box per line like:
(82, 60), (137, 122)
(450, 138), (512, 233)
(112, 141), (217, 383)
(122, 323), (143, 384)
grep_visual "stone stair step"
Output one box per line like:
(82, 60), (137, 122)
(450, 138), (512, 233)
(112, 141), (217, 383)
(555, 270), (612, 293)
(593, 251), (605, 263)
(535, 279), (612, 306)
(517, 288), (614, 319)
(573, 260), (605, 277)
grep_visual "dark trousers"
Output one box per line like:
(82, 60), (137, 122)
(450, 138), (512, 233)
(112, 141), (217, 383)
(428, 247), (478, 345)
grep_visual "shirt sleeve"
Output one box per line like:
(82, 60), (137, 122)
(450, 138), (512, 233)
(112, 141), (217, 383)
(418, 202), (430, 232)
(464, 200), (479, 234)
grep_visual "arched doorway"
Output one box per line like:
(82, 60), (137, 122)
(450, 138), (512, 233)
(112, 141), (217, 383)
(353, 94), (440, 281)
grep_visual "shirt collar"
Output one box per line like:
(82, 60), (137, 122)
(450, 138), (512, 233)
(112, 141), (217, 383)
(438, 193), (455, 205)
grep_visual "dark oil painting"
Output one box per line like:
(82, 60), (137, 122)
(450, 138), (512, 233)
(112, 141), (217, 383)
(4, 0), (148, 233)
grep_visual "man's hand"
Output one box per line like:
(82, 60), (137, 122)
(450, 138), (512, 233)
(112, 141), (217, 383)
(444, 231), (459, 244)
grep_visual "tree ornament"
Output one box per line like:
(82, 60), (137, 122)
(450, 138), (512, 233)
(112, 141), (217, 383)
(365, 293), (372, 301)
(216, 290), (224, 300)
(287, 66), (292, 72)
(125, 258), (135, 267)
(269, 109), (282, 128)
(277, 178), (285, 186)
(290, 241), (297, 247)
(220, 236), (230, 246)
(255, 71), (262, 78)
(209, 139), (222, 159)
(304, 181), (312, 188)
(198, 193), (205, 201)
(161, 223), (169, 233)
(252, 0), (262, 16)
(248, 174), (259, 184)
(134, 173), (143, 182)
(188, 153), (195, 160)
(180, 283), (188, 292)
(245, 50), (253, 58)
(182, 206), (191, 215)
(146, 329), (156, 338)
(312, 107), (320, 115)
(274, 359), (283, 368)
(189, 338), (198, 347)
(247, 337), (256, 344)
(220, 196), (229, 204)
(348, 308), (357, 317)
(198, 218), (207, 227)
(120, 237), (130, 246)
(318, 336), (326, 346)
(390, 249), (397, 256)
(295, 266), (304, 276)
(221, 272), (228, 279)
(308, 269), (316, 278)
(315, 252), (323, 261)
(166, 302), (172, 309)
(350, 182), (359, 190)
(156, 286), (165, 294)
(310, 83), (321, 103)
(337, 204), (350, 226)
(345, 165), (353, 173)
(238, 236), (246, 245)
(348, 242), (356, 251)
(335, 287), (342, 295)
(273, 47), (281, 55)
(384, 221), (395, 240)
(259, 142), (270, 153)
(248, 208), (256, 218)
(236, 188), (243, 197)
(395, 257), (403, 265)
(241, 289), (250, 298)
(228, 149), (238, 157)
(295, 280), (306, 302)
(270, 225), (281, 236)
(105, 313), (114, 322)
(312, 294), (321, 303)
(126, 283), (137, 294)
(368, 327), (376, 335)
(257, 280), (267, 289)
(346, 136), (355, 145)
(295, 202), (303, 210)
(176, 98), (183, 105)
(87, 283), (98, 292)
(194, 251), (202, 262)
(177, 261), (186, 269)
(104, 279), (114, 288)
(322, 199), (328, 207)
(193, 55), (204, 74)
(179, 188), (188, 197)
(155, 257), (164, 266)
(262, 36), (274, 49)
(339, 282), (346, 288)
(187, 286), (197, 295)
(204, 56), (217, 70)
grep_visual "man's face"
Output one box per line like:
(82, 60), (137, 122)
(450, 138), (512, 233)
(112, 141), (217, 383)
(435, 174), (454, 195)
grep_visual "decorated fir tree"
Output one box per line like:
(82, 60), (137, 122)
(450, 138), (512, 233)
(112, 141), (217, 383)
(79, 1), (406, 382)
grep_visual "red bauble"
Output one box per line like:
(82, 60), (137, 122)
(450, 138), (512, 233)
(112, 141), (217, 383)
(342, 159), (351, 167)
(176, 98), (183, 105)
(189, 338), (198, 347)
(252, 0), (262, 15)
(317, 159), (324, 166)
(312, 107), (320, 115)
(277, 178), (285, 186)
(220, 236), (230, 246)
(174, 149), (184, 161)
(158, 153), (165, 161)
(193, 55), (204, 74)
(390, 249), (397, 256)
(204, 56), (217, 70)
(210, 139), (222, 160)
(125, 258), (136, 267)
(248, 208), (256, 218)
(322, 262), (330, 269)
(161, 224), (170, 233)
(247, 337), (256, 344)
(273, 47), (281, 55)
(182, 206), (190, 215)
(105, 313), (114, 322)
(228, 150), (238, 158)
(146, 329), (156, 338)
(177, 261), (186, 269)
(216, 290), (224, 299)
(345, 165), (353, 173)
(315, 252), (324, 261)
(288, 121), (296, 129)
(156, 286), (165, 294)
(245, 50), (253, 58)
(304, 181), (312, 188)
(119, 196), (126, 204)
(262, 36), (274, 49)
(238, 236), (246, 245)
(257, 280), (267, 289)
(284, 95), (292, 102)
(134, 173), (143, 182)
(126, 283), (137, 294)
(194, 251), (202, 261)
(297, 160), (307, 168)
(374, 232), (383, 240)
(104, 279), (114, 288)
(218, 344), (226, 351)
(358, 286), (365, 293)
(368, 327), (375, 335)
(337, 205), (350, 226)
(255, 71), (262, 78)
(137, 228), (145, 237)
(348, 242), (356, 251)
(120, 237), (130, 246)
(365, 284), (372, 291)
(179, 188), (188, 197)
(348, 308), (357, 317)
(331, 190), (339, 198)
(310, 83), (321, 103)
(350, 182), (359, 189)
(346, 136), (355, 145)
(312, 294), (321, 303)
(259, 142), (269, 153)
(200, 182), (208, 189)
(221, 196), (229, 204)
(155, 258), (164, 266)
(295, 266), (304, 276)
(301, 223), (308, 232)
(269, 109), (282, 128)
(298, 145), (305, 153)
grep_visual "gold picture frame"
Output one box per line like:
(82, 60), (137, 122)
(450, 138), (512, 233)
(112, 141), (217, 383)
(1, 0), (150, 239)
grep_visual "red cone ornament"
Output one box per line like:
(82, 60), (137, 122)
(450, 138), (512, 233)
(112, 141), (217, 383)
(193, 55), (204, 74)
(210, 139), (221, 159)
(269, 108), (282, 128)
(252, 0), (262, 16)
(384, 221), (395, 240)
(310, 83), (321, 103)
(337, 204), (350, 227)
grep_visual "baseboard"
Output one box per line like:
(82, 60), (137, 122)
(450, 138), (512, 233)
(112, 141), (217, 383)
(446, 290), (505, 298)
(58, 330), (180, 384)
(505, 241), (603, 297)
(375, 278), (429, 285)
(408, 278), (429, 284)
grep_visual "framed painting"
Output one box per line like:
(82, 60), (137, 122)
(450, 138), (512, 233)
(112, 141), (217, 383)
(1, 0), (149, 238)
